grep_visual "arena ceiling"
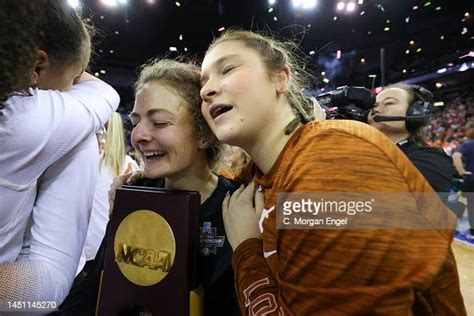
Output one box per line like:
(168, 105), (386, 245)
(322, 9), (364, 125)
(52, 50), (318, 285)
(76, 0), (474, 104)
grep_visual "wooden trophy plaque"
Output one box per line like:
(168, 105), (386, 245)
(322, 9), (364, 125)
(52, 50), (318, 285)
(96, 185), (200, 315)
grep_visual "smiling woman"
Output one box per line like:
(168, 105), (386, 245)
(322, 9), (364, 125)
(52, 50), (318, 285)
(112, 59), (241, 315)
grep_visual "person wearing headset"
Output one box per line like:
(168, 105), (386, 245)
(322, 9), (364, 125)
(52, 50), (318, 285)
(368, 83), (456, 197)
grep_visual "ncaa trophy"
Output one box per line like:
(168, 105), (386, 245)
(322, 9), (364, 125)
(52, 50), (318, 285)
(96, 185), (200, 315)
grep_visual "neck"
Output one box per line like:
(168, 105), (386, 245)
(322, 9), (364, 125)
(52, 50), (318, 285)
(164, 165), (218, 205)
(388, 132), (410, 144)
(245, 103), (299, 174)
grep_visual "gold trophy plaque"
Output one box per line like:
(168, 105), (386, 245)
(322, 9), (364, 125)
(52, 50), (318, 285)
(96, 186), (200, 315)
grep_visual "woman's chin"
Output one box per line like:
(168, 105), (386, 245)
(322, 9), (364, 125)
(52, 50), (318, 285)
(215, 129), (240, 146)
(143, 167), (166, 179)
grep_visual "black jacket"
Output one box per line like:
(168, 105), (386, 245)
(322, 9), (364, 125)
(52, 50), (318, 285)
(398, 139), (455, 194)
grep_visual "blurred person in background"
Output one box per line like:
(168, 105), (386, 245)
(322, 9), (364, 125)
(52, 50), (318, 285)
(217, 145), (250, 180)
(453, 130), (474, 240)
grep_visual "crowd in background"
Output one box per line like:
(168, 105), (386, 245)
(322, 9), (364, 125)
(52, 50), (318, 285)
(427, 95), (474, 156)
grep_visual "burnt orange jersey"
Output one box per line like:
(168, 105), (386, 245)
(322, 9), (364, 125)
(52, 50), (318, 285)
(232, 120), (466, 315)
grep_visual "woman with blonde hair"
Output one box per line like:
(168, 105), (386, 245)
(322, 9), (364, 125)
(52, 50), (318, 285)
(101, 113), (139, 176)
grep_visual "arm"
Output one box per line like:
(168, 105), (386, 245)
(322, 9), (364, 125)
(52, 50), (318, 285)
(39, 77), (120, 159)
(2, 78), (120, 184)
(1, 137), (100, 308)
(452, 152), (467, 176)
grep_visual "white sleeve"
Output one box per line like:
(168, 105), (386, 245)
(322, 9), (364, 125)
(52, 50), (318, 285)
(15, 136), (100, 306)
(65, 79), (121, 133)
(1, 80), (120, 185)
(0, 260), (61, 314)
(32, 80), (120, 173)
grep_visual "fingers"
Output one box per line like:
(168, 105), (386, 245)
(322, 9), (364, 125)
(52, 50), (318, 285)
(254, 184), (265, 220)
(126, 171), (143, 184)
(108, 173), (133, 218)
(222, 191), (230, 215)
(230, 183), (246, 201)
(223, 183), (252, 224)
(123, 163), (132, 175)
(229, 182), (254, 204)
(222, 191), (231, 228)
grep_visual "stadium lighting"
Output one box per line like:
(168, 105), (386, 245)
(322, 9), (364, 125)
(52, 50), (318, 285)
(346, 2), (356, 12)
(101, 0), (117, 7)
(67, 0), (80, 8)
(336, 2), (345, 11)
(459, 63), (469, 72)
(292, 0), (317, 10)
(269, 0), (276, 5)
(101, 0), (128, 7)
(292, 0), (303, 7)
(302, 0), (316, 9)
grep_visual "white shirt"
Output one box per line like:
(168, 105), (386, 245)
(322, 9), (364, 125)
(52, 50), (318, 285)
(77, 155), (139, 274)
(18, 136), (100, 303)
(0, 80), (119, 303)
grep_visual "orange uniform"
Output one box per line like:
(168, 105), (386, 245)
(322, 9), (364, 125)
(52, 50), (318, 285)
(233, 120), (466, 315)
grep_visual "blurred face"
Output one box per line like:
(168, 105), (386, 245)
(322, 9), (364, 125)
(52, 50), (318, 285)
(367, 87), (410, 134)
(130, 81), (204, 179)
(37, 41), (90, 92)
(229, 146), (247, 166)
(200, 40), (280, 147)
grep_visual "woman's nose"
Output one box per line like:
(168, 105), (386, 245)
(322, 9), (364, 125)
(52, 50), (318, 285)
(200, 78), (219, 103)
(131, 122), (151, 145)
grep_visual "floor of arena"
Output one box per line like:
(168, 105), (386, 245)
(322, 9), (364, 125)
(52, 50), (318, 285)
(454, 212), (474, 315)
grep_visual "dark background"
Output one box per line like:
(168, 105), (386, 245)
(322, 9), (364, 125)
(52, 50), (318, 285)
(76, 0), (474, 111)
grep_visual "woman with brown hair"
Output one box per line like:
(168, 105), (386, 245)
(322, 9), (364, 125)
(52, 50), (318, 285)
(199, 29), (465, 315)
(368, 83), (456, 194)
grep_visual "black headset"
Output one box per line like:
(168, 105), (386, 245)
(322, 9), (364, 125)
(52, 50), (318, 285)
(405, 84), (435, 133)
